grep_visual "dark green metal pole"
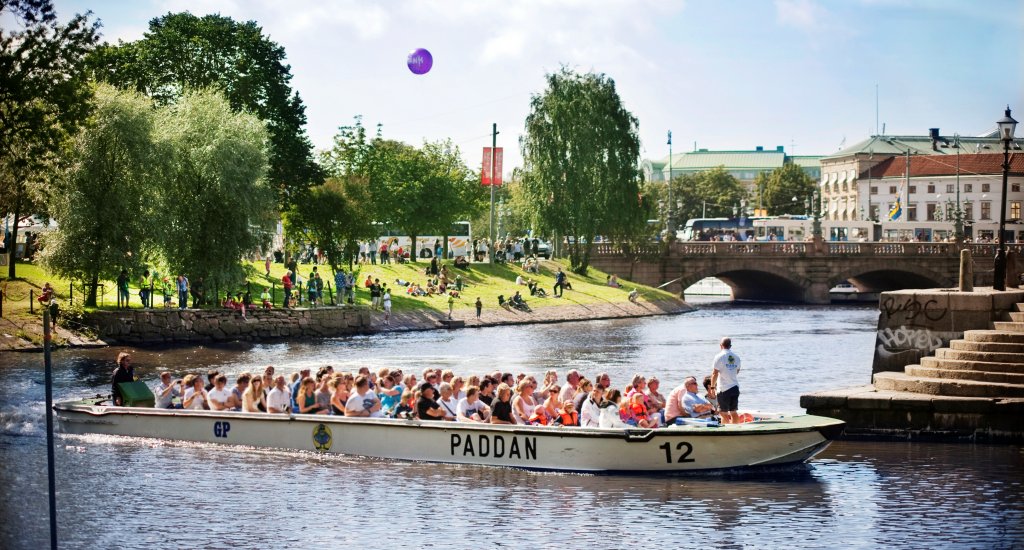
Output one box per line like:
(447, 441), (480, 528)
(43, 308), (58, 548)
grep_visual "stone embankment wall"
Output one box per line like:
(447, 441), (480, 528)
(85, 307), (371, 344)
(872, 288), (1024, 374)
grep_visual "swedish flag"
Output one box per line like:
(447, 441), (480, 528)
(888, 197), (902, 221)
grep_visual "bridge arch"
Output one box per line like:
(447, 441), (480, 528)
(829, 263), (953, 293)
(679, 262), (812, 303)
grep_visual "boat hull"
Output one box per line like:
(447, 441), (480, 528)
(55, 402), (844, 473)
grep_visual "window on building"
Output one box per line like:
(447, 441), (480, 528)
(926, 203), (938, 221)
(1013, 183), (1021, 193)
(907, 204), (917, 221)
(870, 204), (879, 220)
(909, 185), (916, 194)
(927, 184), (935, 194)
(889, 185), (897, 194)
(870, 186), (878, 195)
(946, 184), (954, 193)
(965, 184), (973, 193)
(1013, 201), (1022, 220)
(981, 201), (992, 220)
(964, 202), (973, 221)
(983, 184), (991, 192)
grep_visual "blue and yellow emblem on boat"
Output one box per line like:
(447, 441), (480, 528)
(312, 423), (332, 452)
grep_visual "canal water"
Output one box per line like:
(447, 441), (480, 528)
(1, 301), (1021, 548)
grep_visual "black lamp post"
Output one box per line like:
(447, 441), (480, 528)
(993, 106), (1018, 291)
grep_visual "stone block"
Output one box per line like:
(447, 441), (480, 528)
(946, 292), (991, 312)
(992, 291), (1024, 313)
(847, 395), (891, 410)
(888, 393), (934, 411)
(930, 397), (995, 414)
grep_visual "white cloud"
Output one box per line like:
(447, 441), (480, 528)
(774, 0), (826, 30)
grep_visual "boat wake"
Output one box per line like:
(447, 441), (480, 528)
(0, 407), (45, 438)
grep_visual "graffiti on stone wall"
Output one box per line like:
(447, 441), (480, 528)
(880, 296), (948, 323)
(876, 326), (954, 357)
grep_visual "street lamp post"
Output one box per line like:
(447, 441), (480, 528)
(953, 134), (964, 242)
(993, 106), (1018, 291)
(667, 131), (675, 240)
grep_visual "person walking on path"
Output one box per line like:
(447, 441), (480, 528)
(383, 289), (392, 326)
(448, 293), (455, 319)
(475, 297), (482, 319)
(710, 337), (741, 424)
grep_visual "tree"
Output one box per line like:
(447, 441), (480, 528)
(38, 85), (160, 306)
(653, 166), (748, 230)
(155, 89), (274, 292)
(520, 68), (645, 273)
(761, 162), (817, 215)
(283, 176), (375, 274)
(0, 0), (100, 277)
(88, 12), (322, 210)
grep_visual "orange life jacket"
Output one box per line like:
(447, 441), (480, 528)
(529, 412), (549, 425)
(557, 411), (578, 426)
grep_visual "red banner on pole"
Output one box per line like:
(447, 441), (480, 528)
(481, 147), (503, 186)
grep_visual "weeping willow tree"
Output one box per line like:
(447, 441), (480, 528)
(39, 85), (158, 306)
(519, 68), (645, 274)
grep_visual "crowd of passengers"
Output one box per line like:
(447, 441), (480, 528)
(142, 362), (724, 427)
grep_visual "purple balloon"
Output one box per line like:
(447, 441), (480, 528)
(407, 48), (433, 75)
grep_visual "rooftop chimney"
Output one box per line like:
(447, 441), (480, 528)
(929, 128), (940, 151)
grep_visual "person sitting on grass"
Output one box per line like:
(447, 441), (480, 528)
(510, 291), (530, 312)
(454, 256), (470, 269)
(497, 295), (512, 311)
(425, 279), (437, 295)
(628, 288), (639, 303)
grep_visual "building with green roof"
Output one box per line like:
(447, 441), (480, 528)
(641, 145), (823, 197)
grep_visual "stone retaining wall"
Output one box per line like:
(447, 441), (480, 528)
(871, 288), (1024, 374)
(85, 307), (371, 344)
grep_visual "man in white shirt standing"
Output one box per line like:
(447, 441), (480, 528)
(710, 337), (741, 424)
(267, 375), (291, 414)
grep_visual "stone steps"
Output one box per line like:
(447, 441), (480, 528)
(964, 329), (1024, 343)
(934, 348), (1024, 364)
(949, 339), (1024, 353)
(906, 365), (1024, 385)
(920, 356), (1024, 374)
(874, 371), (1024, 398)
(992, 321), (1024, 333)
(1010, 311), (1024, 322)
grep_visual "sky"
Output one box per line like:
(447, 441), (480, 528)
(43, 0), (1024, 173)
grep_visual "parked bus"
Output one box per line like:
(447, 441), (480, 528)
(374, 221), (471, 258)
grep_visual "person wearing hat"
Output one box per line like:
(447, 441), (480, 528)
(416, 382), (446, 421)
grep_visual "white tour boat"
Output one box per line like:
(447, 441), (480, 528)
(55, 399), (844, 473)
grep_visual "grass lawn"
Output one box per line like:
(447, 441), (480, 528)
(0, 256), (677, 319)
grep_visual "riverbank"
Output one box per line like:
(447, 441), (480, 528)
(0, 257), (684, 350)
(0, 296), (691, 351)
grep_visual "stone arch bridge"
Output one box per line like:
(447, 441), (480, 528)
(588, 241), (1020, 304)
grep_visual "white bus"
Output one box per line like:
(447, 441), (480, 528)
(375, 221), (472, 259)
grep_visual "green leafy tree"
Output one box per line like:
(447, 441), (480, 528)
(520, 68), (645, 273)
(38, 85), (160, 305)
(284, 176), (375, 273)
(654, 166), (748, 230)
(0, 0), (99, 277)
(155, 89), (274, 292)
(761, 162), (817, 215)
(88, 12), (321, 210)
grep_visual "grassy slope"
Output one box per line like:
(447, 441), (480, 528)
(0, 257), (676, 317)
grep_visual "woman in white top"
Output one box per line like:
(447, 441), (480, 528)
(580, 387), (605, 427)
(437, 382), (458, 420)
(243, 376), (266, 412)
(182, 375), (208, 410)
(511, 378), (538, 424)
